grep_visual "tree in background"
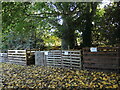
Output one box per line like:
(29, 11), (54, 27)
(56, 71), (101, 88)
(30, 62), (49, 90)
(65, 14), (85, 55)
(93, 2), (120, 47)
(2, 2), (46, 49)
(2, 2), (119, 50)
(44, 2), (98, 49)
(80, 2), (98, 47)
(102, 2), (120, 46)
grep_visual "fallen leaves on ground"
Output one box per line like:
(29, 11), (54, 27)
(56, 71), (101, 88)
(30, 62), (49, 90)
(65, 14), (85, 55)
(0, 62), (120, 89)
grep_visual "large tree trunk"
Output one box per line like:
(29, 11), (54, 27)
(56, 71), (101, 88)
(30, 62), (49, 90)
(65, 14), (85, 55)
(61, 16), (76, 50)
(82, 4), (92, 47)
(116, 2), (120, 46)
(61, 29), (75, 49)
(82, 16), (92, 47)
(82, 3), (97, 47)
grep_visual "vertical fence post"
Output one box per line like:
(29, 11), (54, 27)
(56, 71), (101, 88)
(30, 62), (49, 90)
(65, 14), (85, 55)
(26, 50), (28, 65)
(81, 48), (83, 70)
(118, 47), (120, 73)
(61, 50), (63, 68)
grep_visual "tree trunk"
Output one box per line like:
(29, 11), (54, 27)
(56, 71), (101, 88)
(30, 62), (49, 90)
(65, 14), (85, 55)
(61, 14), (76, 50)
(82, 4), (92, 47)
(61, 29), (75, 50)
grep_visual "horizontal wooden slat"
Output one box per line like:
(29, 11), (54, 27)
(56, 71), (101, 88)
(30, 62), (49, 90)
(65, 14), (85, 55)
(8, 53), (26, 55)
(47, 54), (61, 57)
(8, 58), (26, 61)
(8, 59), (26, 63)
(8, 55), (26, 57)
(8, 50), (26, 51)
(63, 64), (71, 66)
(48, 57), (61, 59)
(63, 50), (81, 52)
(63, 59), (81, 61)
(83, 60), (118, 64)
(83, 64), (119, 68)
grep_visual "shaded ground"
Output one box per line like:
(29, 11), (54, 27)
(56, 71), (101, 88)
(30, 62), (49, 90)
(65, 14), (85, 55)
(0, 62), (120, 89)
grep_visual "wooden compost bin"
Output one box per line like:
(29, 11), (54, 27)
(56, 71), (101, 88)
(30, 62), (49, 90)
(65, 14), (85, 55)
(83, 47), (120, 72)
(35, 50), (82, 69)
(8, 49), (41, 65)
(62, 50), (81, 69)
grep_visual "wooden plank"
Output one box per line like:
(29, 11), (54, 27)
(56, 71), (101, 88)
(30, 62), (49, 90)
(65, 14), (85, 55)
(54, 64), (62, 65)
(63, 50), (81, 52)
(35, 52), (45, 66)
(8, 58), (26, 60)
(63, 64), (71, 66)
(48, 57), (61, 59)
(8, 53), (26, 55)
(83, 60), (118, 64)
(84, 54), (118, 56)
(8, 57), (26, 60)
(83, 56), (119, 59)
(70, 62), (81, 64)
(63, 59), (72, 61)
(8, 50), (26, 51)
(83, 64), (118, 69)
(8, 55), (26, 57)
(8, 60), (26, 63)
(47, 55), (61, 56)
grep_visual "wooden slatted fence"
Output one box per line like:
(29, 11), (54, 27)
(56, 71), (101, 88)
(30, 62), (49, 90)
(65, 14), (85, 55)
(46, 50), (63, 67)
(8, 50), (26, 65)
(7, 47), (120, 73)
(62, 50), (81, 69)
(8, 49), (41, 65)
(35, 50), (82, 69)
(83, 47), (120, 72)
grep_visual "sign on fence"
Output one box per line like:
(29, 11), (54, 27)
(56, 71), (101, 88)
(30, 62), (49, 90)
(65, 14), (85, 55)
(64, 51), (68, 55)
(90, 47), (97, 52)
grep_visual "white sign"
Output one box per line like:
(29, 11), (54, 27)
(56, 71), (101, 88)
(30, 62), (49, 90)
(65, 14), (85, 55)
(90, 47), (97, 52)
(64, 51), (68, 55)
(45, 51), (48, 55)
(0, 53), (7, 57)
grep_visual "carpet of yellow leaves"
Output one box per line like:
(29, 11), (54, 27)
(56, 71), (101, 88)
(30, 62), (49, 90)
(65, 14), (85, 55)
(0, 62), (120, 89)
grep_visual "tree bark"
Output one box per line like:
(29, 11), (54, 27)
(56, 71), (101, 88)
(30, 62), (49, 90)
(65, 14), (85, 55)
(82, 3), (98, 47)
(61, 16), (76, 50)
(82, 3), (92, 47)
(61, 29), (75, 49)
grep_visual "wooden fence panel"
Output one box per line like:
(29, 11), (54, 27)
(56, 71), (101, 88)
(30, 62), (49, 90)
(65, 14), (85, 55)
(46, 50), (81, 69)
(8, 49), (41, 65)
(8, 50), (26, 65)
(46, 50), (62, 67)
(62, 50), (81, 69)
(83, 47), (120, 72)
(35, 51), (48, 66)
